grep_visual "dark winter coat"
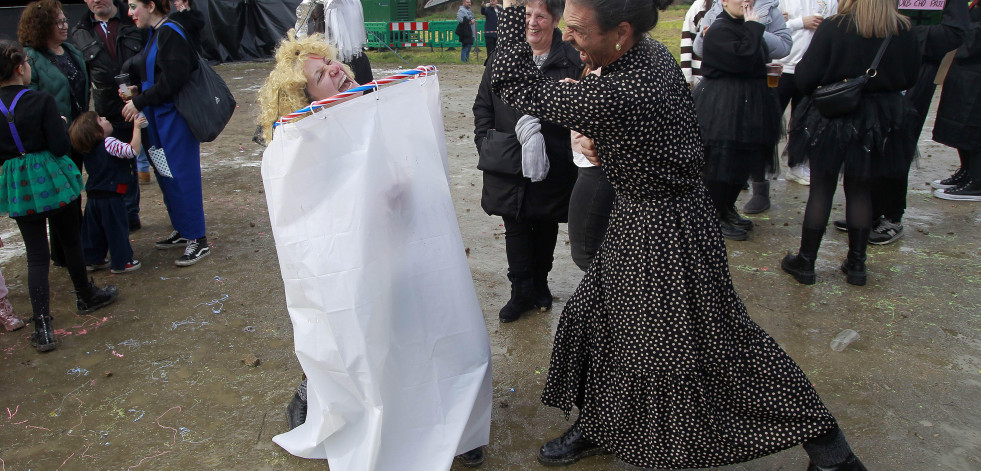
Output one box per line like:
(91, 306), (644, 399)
(473, 30), (582, 221)
(25, 43), (88, 127)
(69, 0), (146, 127)
(933, 3), (981, 150)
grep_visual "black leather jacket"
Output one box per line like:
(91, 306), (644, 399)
(69, 0), (146, 123)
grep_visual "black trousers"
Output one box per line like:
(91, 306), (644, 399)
(485, 35), (498, 57)
(14, 205), (89, 319)
(502, 216), (559, 280)
(82, 195), (134, 271)
(567, 166), (615, 272)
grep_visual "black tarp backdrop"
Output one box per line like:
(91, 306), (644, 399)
(0, 0), (302, 63)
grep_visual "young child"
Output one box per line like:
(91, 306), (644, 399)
(69, 111), (145, 274)
(1, 40), (118, 352)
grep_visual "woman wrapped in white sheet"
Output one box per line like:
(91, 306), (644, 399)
(256, 33), (492, 470)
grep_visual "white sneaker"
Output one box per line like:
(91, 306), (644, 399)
(787, 164), (811, 186)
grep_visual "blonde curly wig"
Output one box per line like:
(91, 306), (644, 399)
(256, 31), (354, 143)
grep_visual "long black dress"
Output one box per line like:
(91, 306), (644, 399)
(491, 6), (838, 469)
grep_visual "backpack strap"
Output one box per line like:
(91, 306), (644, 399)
(0, 89), (30, 155)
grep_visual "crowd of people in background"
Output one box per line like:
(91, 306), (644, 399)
(0, 0), (979, 468)
(0, 0), (212, 353)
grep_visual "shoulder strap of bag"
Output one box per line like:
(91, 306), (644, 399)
(0, 89), (31, 155)
(867, 35), (892, 77)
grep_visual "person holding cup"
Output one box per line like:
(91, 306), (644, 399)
(120, 0), (211, 267)
(692, 0), (783, 241)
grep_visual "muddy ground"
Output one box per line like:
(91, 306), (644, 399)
(0, 61), (978, 470)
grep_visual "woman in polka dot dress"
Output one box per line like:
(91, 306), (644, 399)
(0, 40), (118, 353)
(491, 1), (867, 469)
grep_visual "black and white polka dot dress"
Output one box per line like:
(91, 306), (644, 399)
(491, 7), (838, 469)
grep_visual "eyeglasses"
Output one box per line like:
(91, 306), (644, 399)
(53, 18), (69, 27)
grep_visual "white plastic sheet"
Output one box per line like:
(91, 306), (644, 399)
(261, 73), (492, 471)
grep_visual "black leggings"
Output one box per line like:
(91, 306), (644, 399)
(802, 175), (873, 232)
(14, 206), (89, 320)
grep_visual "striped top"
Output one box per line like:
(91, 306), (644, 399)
(681, 0), (711, 85)
(104, 137), (137, 159)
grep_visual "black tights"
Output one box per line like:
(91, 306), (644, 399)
(14, 206), (89, 320)
(803, 175), (873, 232)
(704, 179), (743, 215)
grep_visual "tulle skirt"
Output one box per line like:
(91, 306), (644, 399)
(694, 77), (782, 183)
(0, 151), (82, 218)
(787, 91), (920, 179)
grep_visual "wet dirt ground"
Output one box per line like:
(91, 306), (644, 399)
(0, 61), (978, 470)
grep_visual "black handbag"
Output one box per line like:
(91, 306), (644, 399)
(476, 129), (523, 176)
(157, 22), (236, 142)
(811, 35), (891, 119)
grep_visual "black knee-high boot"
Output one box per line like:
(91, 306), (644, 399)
(782, 226), (825, 285)
(841, 227), (870, 286)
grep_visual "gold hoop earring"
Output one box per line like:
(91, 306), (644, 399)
(615, 43), (621, 51)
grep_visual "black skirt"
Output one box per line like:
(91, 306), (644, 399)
(693, 77), (782, 183)
(787, 91), (920, 179)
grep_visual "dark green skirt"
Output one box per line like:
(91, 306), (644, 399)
(0, 151), (82, 217)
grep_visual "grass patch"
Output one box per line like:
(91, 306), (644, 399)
(367, 8), (685, 67)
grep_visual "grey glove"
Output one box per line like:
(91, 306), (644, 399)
(515, 114), (549, 182)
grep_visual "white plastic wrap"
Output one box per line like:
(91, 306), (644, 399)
(261, 73), (492, 471)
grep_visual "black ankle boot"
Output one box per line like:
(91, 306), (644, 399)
(499, 277), (536, 323)
(782, 227), (824, 285)
(534, 273), (553, 312)
(30, 314), (59, 352)
(456, 446), (485, 467)
(726, 205), (754, 230)
(807, 453), (868, 471)
(75, 278), (119, 314)
(840, 228), (870, 286)
(285, 391), (307, 431)
(538, 423), (609, 466)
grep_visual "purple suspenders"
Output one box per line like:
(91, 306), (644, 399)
(0, 89), (30, 155)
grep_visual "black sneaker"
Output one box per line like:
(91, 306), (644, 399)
(832, 219), (847, 232)
(931, 167), (969, 189)
(934, 179), (981, 201)
(868, 219), (903, 245)
(176, 238), (210, 267)
(156, 231), (189, 249)
(129, 219), (142, 233)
